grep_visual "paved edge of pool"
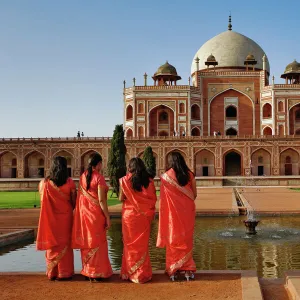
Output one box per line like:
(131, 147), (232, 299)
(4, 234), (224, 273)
(0, 270), (262, 300)
(0, 229), (34, 248)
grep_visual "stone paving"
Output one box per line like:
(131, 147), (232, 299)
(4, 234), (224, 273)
(239, 187), (300, 215)
(110, 187), (239, 216)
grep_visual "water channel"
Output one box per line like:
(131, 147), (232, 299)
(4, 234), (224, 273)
(1, 216), (300, 278)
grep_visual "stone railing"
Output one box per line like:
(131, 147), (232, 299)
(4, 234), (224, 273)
(0, 137), (112, 142)
(1, 134), (300, 143)
(125, 134), (300, 141)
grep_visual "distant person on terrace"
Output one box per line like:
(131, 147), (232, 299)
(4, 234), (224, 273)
(157, 151), (197, 281)
(119, 157), (157, 283)
(36, 156), (77, 281)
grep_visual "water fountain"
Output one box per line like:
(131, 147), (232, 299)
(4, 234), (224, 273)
(243, 210), (260, 235)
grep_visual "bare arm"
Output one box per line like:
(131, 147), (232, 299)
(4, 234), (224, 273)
(119, 188), (126, 202)
(191, 177), (197, 200)
(98, 187), (111, 230)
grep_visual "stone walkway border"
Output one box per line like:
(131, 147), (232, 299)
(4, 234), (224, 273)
(0, 270), (263, 300)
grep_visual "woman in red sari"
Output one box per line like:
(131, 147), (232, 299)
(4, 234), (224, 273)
(36, 156), (77, 281)
(157, 151), (197, 281)
(119, 157), (157, 283)
(72, 153), (113, 282)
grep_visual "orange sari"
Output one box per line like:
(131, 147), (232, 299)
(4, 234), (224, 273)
(157, 169), (196, 276)
(36, 178), (76, 279)
(120, 174), (157, 283)
(72, 171), (113, 278)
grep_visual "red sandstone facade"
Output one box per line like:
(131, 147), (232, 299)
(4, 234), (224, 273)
(1, 21), (300, 180)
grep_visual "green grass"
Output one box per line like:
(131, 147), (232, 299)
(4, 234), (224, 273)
(290, 188), (300, 191)
(0, 191), (121, 209)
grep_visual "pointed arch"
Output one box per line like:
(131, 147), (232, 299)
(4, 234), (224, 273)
(126, 128), (133, 138)
(280, 148), (299, 175)
(209, 88), (254, 136)
(194, 149), (215, 176)
(226, 127), (238, 136)
(191, 104), (200, 120)
(209, 88), (254, 106)
(263, 126), (272, 135)
(251, 148), (271, 176)
(0, 151), (18, 178)
(262, 103), (272, 118)
(24, 150), (45, 178)
(126, 105), (133, 120)
(223, 149), (243, 176)
(191, 127), (201, 136)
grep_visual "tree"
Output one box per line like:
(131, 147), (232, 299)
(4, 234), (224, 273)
(142, 146), (156, 178)
(107, 124), (127, 196)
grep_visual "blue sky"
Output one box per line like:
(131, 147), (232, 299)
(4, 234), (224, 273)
(0, 0), (299, 137)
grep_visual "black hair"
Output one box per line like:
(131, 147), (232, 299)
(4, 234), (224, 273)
(86, 153), (102, 190)
(167, 151), (191, 186)
(128, 157), (150, 192)
(49, 156), (69, 187)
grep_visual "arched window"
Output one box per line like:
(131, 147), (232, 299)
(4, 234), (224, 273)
(258, 156), (263, 164)
(263, 103), (272, 118)
(226, 128), (237, 136)
(278, 101), (284, 112)
(295, 110), (300, 121)
(226, 106), (237, 119)
(138, 103), (144, 114)
(126, 105), (133, 120)
(126, 128), (133, 138)
(286, 156), (292, 164)
(263, 126), (272, 135)
(191, 104), (200, 120)
(138, 126), (144, 137)
(179, 103), (185, 113)
(191, 127), (200, 136)
(159, 111), (168, 122)
(38, 158), (44, 166)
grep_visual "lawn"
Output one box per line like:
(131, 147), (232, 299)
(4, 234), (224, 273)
(0, 191), (120, 209)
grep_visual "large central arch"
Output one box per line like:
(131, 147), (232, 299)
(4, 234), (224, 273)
(209, 89), (254, 136)
(224, 150), (242, 176)
(149, 105), (174, 137)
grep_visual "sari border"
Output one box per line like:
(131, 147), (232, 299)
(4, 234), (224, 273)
(127, 252), (147, 276)
(161, 173), (194, 200)
(79, 185), (100, 206)
(83, 247), (99, 265)
(48, 180), (70, 201)
(120, 177), (147, 216)
(167, 250), (193, 274)
(47, 246), (68, 272)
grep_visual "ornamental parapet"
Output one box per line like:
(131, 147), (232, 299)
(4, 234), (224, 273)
(197, 71), (261, 77)
(0, 137), (112, 143)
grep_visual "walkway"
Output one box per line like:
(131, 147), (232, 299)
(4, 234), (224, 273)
(239, 187), (300, 215)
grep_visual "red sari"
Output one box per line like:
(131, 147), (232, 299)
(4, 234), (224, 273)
(157, 169), (196, 276)
(120, 173), (157, 283)
(36, 178), (76, 279)
(72, 171), (113, 278)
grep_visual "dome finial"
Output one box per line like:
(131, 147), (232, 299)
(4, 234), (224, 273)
(228, 13), (232, 31)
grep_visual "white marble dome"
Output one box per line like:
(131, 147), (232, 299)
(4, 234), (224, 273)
(191, 30), (270, 74)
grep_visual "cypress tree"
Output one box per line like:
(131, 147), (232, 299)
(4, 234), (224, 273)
(107, 124), (127, 196)
(142, 146), (156, 178)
